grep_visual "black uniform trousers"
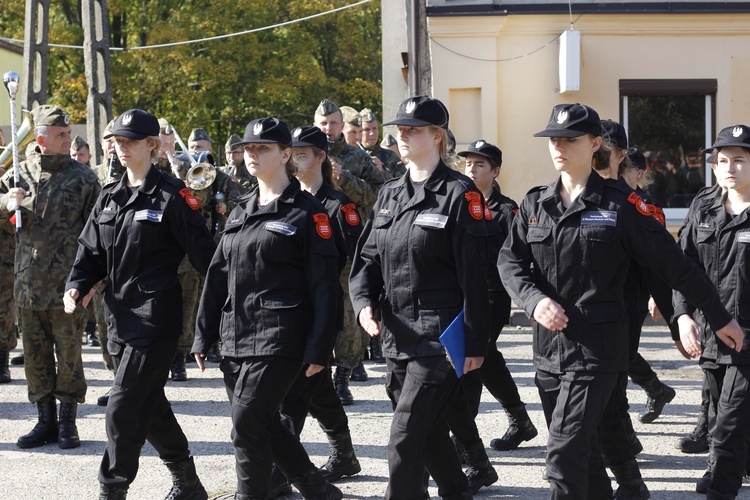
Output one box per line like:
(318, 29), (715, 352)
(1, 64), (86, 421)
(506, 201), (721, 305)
(100, 336), (191, 487)
(279, 365), (350, 438)
(444, 370), (484, 449)
(598, 371), (638, 466)
(705, 364), (750, 498)
(536, 369), (619, 500)
(385, 356), (471, 500)
(222, 356), (317, 499)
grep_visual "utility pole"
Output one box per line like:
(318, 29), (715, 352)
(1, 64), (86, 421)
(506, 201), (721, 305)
(22, 0), (50, 110)
(82, 0), (113, 166)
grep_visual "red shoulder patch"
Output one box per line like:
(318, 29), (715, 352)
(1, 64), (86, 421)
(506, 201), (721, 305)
(179, 188), (201, 211)
(648, 204), (666, 226)
(627, 192), (650, 217)
(484, 205), (492, 220)
(313, 213), (332, 239)
(340, 203), (361, 226)
(465, 192), (483, 220)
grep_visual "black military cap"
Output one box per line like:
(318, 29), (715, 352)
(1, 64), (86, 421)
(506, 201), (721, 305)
(189, 128), (211, 143)
(534, 103), (603, 138)
(32, 105), (70, 127)
(601, 119), (628, 150)
(383, 96), (449, 129)
(703, 125), (750, 153)
(105, 109), (159, 140)
(627, 148), (647, 171)
(292, 126), (328, 152)
(458, 140), (502, 167)
(238, 117), (292, 146)
(315, 99), (340, 117)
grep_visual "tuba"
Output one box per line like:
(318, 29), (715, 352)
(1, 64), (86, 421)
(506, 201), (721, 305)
(0, 109), (34, 169)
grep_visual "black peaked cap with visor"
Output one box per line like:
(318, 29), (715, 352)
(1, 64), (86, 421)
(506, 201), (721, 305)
(238, 117), (292, 146)
(534, 103), (603, 138)
(104, 109), (159, 140)
(383, 96), (450, 129)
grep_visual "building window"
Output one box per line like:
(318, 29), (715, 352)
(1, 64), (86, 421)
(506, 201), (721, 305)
(621, 79), (716, 221)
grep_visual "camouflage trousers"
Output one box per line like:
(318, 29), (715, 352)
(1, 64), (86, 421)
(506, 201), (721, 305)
(0, 263), (17, 352)
(19, 306), (88, 404)
(93, 284), (114, 372)
(177, 267), (203, 355)
(334, 262), (365, 369)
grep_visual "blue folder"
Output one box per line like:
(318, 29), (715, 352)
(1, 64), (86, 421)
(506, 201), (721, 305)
(439, 310), (466, 379)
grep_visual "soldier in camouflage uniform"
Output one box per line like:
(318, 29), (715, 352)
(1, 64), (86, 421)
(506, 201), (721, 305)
(0, 179), (16, 384)
(70, 135), (91, 166)
(381, 132), (401, 158)
(361, 108), (406, 180)
(0, 105), (101, 449)
(313, 99), (384, 219)
(339, 106), (363, 147)
(224, 134), (256, 194)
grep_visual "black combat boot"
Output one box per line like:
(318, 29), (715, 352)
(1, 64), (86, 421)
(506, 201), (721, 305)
(17, 397), (58, 448)
(369, 337), (385, 363)
(334, 367), (353, 406)
(319, 431), (361, 482)
(164, 456), (208, 500)
(86, 322), (101, 347)
(171, 352), (188, 382)
(59, 402), (81, 449)
(290, 470), (342, 500)
(697, 451), (715, 494)
(350, 354), (368, 382)
(676, 402), (709, 453)
(98, 388), (112, 407)
(0, 350), (10, 383)
(463, 440), (499, 493)
(267, 465), (293, 498)
(610, 458), (650, 500)
(10, 352), (23, 365)
(99, 484), (129, 500)
(639, 377), (676, 423)
(489, 403), (538, 451)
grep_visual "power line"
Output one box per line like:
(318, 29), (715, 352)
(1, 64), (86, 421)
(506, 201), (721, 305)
(0, 0), (370, 51)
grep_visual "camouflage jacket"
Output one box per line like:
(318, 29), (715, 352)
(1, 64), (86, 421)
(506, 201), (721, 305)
(0, 152), (101, 309)
(329, 136), (384, 217)
(364, 143), (406, 180)
(232, 162), (257, 195)
(92, 157), (126, 185)
(0, 209), (15, 269)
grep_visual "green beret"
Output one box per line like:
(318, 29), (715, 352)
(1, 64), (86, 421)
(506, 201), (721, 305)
(340, 106), (362, 127)
(32, 105), (70, 127)
(225, 134), (242, 152)
(189, 128), (211, 143)
(158, 118), (174, 135)
(360, 108), (377, 123)
(315, 99), (340, 117)
(381, 133), (397, 148)
(71, 135), (88, 151)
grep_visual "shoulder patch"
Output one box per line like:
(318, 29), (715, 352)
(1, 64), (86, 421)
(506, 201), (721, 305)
(465, 191), (484, 220)
(179, 187), (201, 211)
(340, 203), (361, 226)
(313, 213), (332, 239)
(627, 192), (651, 217)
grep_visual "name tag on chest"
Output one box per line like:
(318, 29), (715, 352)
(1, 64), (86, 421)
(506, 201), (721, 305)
(265, 221), (297, 236)
(738, 232), (750, 244)
(134, 209), (163, 222)
(414, 213), (448, 229)
(581, 210), (617, 227)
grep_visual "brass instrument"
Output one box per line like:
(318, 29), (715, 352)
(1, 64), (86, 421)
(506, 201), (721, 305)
(185, 162), (217, 191)
(0, 109), (34, 169)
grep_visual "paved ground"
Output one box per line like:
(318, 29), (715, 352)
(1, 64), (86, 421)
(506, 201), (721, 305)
(0, 325), (743, 499)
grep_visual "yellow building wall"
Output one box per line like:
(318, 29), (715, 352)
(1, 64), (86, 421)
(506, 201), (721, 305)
(0, 45), (25, 143)
(427, 13), (750, 229)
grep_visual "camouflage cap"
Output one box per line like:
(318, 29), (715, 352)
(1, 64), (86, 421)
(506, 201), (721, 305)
(225, 134), (242, 152)
(360, 108), (378, 123)
(340, 106), (362, 127)
(103, 117), (117, 137)
(315, 99), (340, 117)
(32, 105), (70, 127)
(71, 135), (88, 151)
(158, 118), (174, 135)
(189, 128), (211, 143)
(380, 133), (397, 148)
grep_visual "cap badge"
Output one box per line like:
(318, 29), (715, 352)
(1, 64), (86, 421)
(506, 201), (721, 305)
(733, 126), (743, 138)
(405, 100), (416, 114)
(63, 114), (70, 125)
(253, 122), (263, 135)
(474, 140), (485, 148)
(293, 128), (302, 138)
(122, 114), (133, 126)
(556, 110), (568, 124)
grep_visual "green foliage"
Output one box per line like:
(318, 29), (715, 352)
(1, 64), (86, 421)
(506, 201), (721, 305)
(0, 0), (383, 144)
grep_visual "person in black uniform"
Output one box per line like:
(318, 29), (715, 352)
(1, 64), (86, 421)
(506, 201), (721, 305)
(676, 125), (750, 500)
(267, 125), (363, 497)
(191, 118), (342, 500)
(498, 103), (743, 499)
(63, 109), (216, 500)
(349, 96), (491, 499)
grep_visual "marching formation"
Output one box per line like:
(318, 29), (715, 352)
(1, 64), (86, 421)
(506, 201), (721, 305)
(0, 95), (748, 500)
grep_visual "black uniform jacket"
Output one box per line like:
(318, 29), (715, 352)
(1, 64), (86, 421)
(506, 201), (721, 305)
(499, 171), (732, 374)
(193, 178), (340, 367)
(66, 166), (217, 343)
(486, 189), (518, 329)
(675, 192), (750, 365)
(349, 162), (491, 359)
